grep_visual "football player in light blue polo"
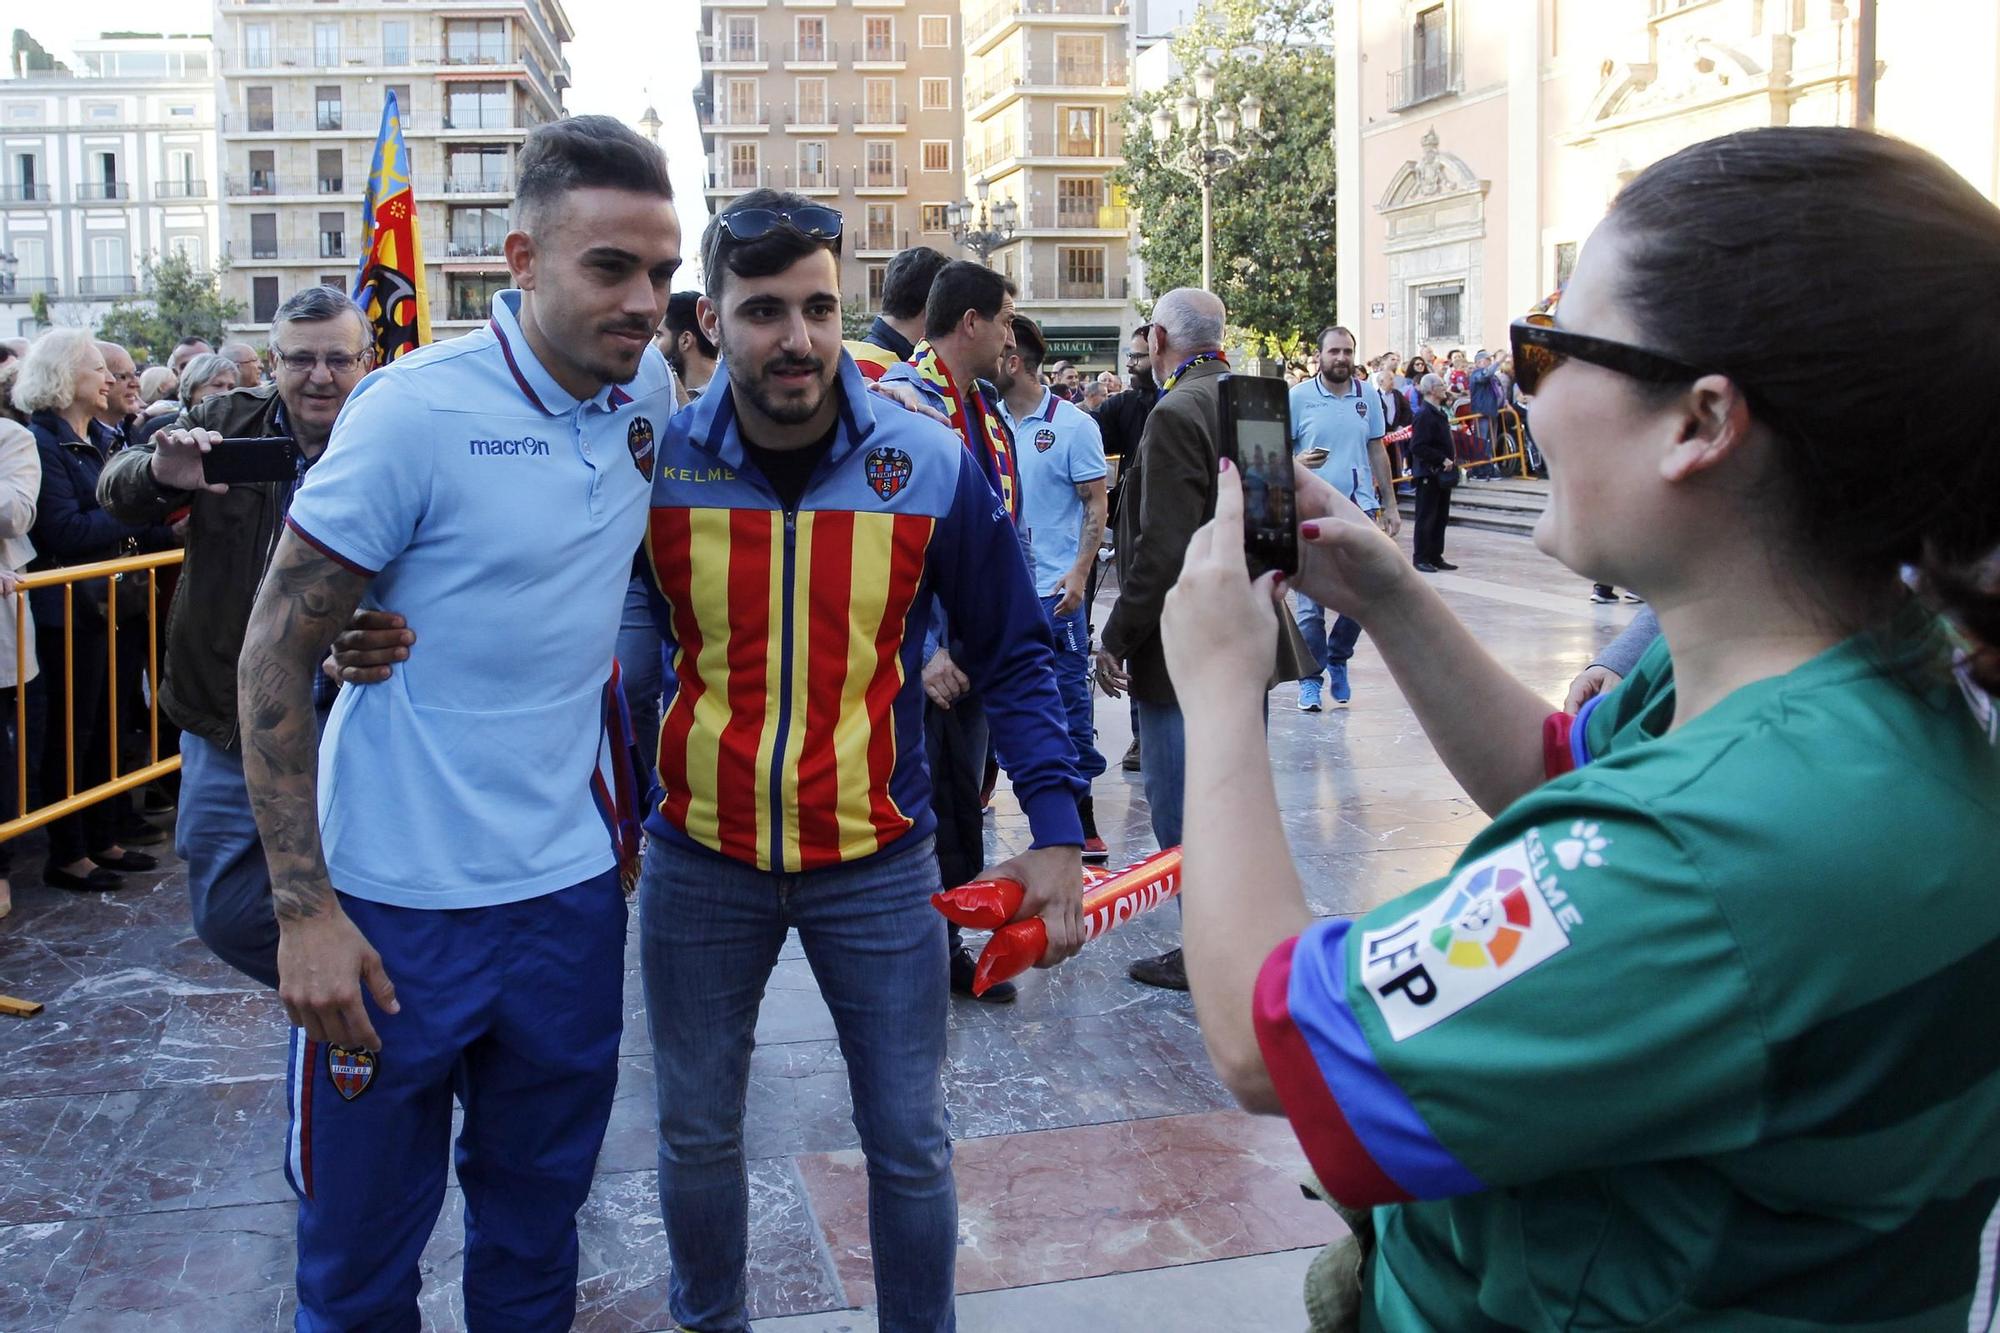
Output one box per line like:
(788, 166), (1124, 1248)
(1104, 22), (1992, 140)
(1290, 325), (1398, 709)
(234, 116), (681, 1329)
(995, 314), (1111, 858)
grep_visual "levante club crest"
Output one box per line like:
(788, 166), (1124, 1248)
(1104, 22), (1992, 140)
(327, 1045), (377, 1100)
(865, 446), (913, 501)
(627, 417), (656, 479)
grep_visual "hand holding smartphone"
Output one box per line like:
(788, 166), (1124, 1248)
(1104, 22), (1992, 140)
(201, 437), (302, 486)
(1216, 373), (1299, 577)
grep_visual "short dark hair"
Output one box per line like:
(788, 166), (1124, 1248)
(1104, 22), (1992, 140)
(1130, 324), (1153, 341)
(880, 246), (951, 321)
(923, 260), (1015, 341)
(1318, 326), (1357, 351)
(269, 286), (368, 345)
(515, 115), (673, 233)
(175, 335), (209, 350)
(664, 290), (716, 358)
(701, 188), (843, 299)
(1009, 315), (1046, 371)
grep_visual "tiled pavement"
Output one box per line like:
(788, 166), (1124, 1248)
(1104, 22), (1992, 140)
(0, 518), (1637, 1331)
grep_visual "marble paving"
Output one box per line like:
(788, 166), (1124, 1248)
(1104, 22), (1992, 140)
(0, 522), (1635, 1331)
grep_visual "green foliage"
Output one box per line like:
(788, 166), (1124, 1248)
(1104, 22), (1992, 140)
(94, 251), (245, 365)
(1114, 0), (1338, 353)
(841, 297), (874, 342)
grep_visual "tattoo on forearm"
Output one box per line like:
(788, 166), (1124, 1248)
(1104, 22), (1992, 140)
(238, 532), (371, 923)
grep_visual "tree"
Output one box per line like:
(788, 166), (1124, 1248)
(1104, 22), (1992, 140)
(95, 251), (245, 364)
(841, 297), (874, 342)
(1114, 0), (1338, 353)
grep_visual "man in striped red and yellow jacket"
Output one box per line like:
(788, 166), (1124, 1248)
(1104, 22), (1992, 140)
(636, 190), (1084, 1332)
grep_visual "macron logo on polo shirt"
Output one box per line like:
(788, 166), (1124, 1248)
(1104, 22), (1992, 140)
(468, 436), (553, 457)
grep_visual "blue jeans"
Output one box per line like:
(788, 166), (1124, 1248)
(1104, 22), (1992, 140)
(616, 574), (665, 791)
(1292, 592), (1363, 682)
(178, 732), (280, 987)
(1134, 699), (1185, 851)
(1041, 594), (1106, 782)
(640, 833), (956, 1333)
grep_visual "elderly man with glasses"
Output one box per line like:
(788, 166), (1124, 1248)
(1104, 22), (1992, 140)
(98, 285), (373, 987)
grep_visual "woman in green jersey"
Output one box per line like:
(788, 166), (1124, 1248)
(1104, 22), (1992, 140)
(1164, 126), (2000, 1330)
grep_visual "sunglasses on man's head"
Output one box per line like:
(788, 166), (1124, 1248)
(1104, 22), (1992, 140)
(715, 206), (844, 244)
(1509, 312), (1709, 397)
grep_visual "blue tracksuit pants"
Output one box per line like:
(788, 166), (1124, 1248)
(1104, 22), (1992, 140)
(283, 870), (626, 1331)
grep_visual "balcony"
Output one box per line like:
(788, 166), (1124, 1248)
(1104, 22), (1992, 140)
(968, 59), (1128, 108)
(227, 173), (283, 196)
(700, 103), (771, 131)
(783, 103), (843, 130)
(78, 182), (133, 202)
(222, 111), (530, 136)
(705, 165), (773, 193)
(318, 177), (346, 194)
(970, 128), (1121, 173)
(445, 239), (507, 258)
(76, 275), (140, 297)
(318, 233), (348, 260)
(0, 184), (52, 204)
(0, 277), (58, 299)
(779, 164), (842, 194)
(1053, 272), (1127, 302)
(155, 179), (209, 200)
(855, 226), (909, 257)
(700, 36), (770, 67)
(966, 0), (1131, 53)
(436, 175), (515, 196)
(1028, 202), (1128, 231)
(851, 40), (907, 67)
(783, 40), (835, 65)
(852, 101), (909, 131)
(855, 165), (908, 193)
(1388, 53), (1459, 110)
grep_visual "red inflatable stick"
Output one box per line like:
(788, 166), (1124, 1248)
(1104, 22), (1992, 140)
(930, 847), (1184, 996)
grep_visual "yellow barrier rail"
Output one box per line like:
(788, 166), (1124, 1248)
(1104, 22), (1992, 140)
(1388, 405), (1535, 486)
(1, 549), (185, 842)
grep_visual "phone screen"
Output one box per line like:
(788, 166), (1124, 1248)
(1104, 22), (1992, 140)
(1237, 415), (1297, 567)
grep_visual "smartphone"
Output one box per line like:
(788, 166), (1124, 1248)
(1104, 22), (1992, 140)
(201, 436), (301, 485)
(1217, 373), (1299, 577)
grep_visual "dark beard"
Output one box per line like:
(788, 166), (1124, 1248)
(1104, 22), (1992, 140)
(1130, 367), (1156, 394)
(741, 360), (831, 425)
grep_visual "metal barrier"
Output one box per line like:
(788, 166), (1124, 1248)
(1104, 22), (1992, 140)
(0, 550), (184, 842)
(1387, 405), (1535, 485)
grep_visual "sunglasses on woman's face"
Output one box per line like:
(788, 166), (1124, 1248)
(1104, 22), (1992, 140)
(1509, 312), (1709, 397)
(714, 206), (844, 243)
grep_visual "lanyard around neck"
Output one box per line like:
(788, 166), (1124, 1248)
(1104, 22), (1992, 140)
(1158, 351), (1226, 399)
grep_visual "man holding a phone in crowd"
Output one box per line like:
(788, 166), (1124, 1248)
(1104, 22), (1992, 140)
(97, 285), (374, 986)
(1096, 288), (1312, 990)
(1288, 325), (1397, 711)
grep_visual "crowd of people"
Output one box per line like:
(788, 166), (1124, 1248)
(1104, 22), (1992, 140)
(2, 117), (1997, 1333)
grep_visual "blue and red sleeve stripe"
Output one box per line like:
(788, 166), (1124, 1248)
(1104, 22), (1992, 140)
(1253, 920), (1484, 1206)
(284, 516), (379, 578)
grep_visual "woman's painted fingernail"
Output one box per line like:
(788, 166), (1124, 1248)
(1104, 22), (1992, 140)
(1219, 457), (1232, 473)
(1301, 522), (1321, 539)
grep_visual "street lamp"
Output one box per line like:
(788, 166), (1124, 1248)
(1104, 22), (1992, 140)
(949, 175), (1018, 265)
(1146, 60), (1270, 291)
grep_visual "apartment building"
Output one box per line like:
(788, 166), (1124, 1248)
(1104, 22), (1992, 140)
(697, 0), (967, 312)
(213, 0), (573, 336)
(963, 0), (1134, 367)
(0, 36), (219, 338)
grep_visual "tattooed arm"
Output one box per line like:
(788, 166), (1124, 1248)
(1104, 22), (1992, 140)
(239, 529), (400, 1050)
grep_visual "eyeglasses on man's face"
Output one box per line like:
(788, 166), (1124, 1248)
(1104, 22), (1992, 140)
(274, 350), (367, 376)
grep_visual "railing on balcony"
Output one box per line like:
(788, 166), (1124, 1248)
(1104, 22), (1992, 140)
(852, 101), (909, 128)
(966, 0), (1130, 48)
(1032, 202), (1128, 230)
(76, 275), (139, 297)
(446, 239), (507, 257)
(783, 40), (834, 63)
(700, 103), (772, 129)
(0, 184), (51, 203)
(784, 103), (843, 129)
(226, 112), (509, 134)
(1050, 273), (1129, 301)
(154, 179), (208, 199)
(318, 176), (346, 194)
(707, 165), (774, 192)
(969, 130), (1119, 172)
(856, 226), (910, 255)
(851, 40), (908, 63)
(967, 59), (1127, 106)
(782, 164), (843, 191)
(226, 173), (283, 196)
(700, 36), (770, 64)
(250, 241), (280, 259)
(437, 175), (515, 195)
(227, 43), (543, 70)
(1388, 53), (1458, 110)
(858, 164), (909, 190)
(318, 232), (347, 260)
(78, 182), (132, 202)
(0, 277), (58, 298)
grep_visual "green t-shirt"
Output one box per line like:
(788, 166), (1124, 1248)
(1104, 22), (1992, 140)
(1255, 612), (2000, 1330)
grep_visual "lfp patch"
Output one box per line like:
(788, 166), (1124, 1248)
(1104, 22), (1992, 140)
(1355, 838), (1572, 1041)
(327, 1045), (377, 1101)
(627, 417), (656, 479)
(1034, 427), (1057, 453)
(865, 446), (913, 501)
